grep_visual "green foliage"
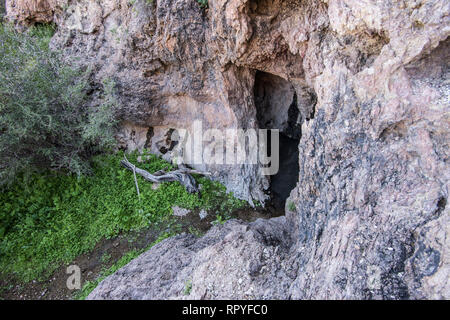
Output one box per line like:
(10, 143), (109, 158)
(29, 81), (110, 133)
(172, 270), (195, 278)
(212, 214), (225, 225)
(0, 23), (118, 185)
(196, 0), (208, 9)
(100, 252), (112, 264)
(184, 279), (192, 295)
(82, 79), (118, 149)
(195, 176), (246, 216)
(26, 23), (56, 48)
(0, 152), (246, 282)
(287, 201), (296, 212)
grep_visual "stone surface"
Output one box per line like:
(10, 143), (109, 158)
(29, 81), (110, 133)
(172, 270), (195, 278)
(89, 218), (293, 299)
(7, 0), (450, 299)
(5, 0), (55, 24)
(172, 206), (191, 217)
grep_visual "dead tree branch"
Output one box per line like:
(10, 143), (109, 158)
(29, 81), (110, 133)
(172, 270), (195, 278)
(120, 158), (210, 193)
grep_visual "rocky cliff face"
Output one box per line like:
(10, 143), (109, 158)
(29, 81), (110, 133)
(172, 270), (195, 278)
(6, 0), (449, 299)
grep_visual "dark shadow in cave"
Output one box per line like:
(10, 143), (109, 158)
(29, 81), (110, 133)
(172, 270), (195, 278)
(254, 71), (300, 212)
(270, 133), (299, 209)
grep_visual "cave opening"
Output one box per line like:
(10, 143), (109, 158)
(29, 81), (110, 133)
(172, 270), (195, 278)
(253, 71), (301, 211)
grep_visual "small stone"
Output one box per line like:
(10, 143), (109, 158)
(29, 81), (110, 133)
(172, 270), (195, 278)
(172, 206), (190, 217)
(199, 209), (208, 220)
(151, 183), (160, 190)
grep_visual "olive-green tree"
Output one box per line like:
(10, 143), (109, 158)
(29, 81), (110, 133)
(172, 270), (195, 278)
(0, 24), (118, 185)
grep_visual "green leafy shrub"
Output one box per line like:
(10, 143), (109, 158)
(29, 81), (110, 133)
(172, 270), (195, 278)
(0, 152), (246, 282)
(26, 23), (57, 48)
(212, 214), (226, 226)
(0, 23), (117, 185)
(184, 279), (192, 295)
(287, 201), (296, 211)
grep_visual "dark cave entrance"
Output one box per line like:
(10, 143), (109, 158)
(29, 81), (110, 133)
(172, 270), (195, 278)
(254, 71), (301, 211)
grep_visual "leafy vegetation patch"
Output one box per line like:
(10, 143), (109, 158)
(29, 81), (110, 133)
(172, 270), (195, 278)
(183, 279), (193, 296)
(0, 152), (246, 283)
(0, 23), (117, 186)
(287, 201), (296, 212)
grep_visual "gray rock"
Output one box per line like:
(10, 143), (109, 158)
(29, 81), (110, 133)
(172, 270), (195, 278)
(88, 218), (293, 299)
(172, 206), (190, 217)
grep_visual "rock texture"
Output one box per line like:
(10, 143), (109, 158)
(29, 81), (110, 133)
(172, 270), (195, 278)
(6, 0), (450, 299)
(5, 0), (56, 24)
(88, 218), (293, 299)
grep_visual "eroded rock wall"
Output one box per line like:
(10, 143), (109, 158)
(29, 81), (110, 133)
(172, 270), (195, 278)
(6, 0), (56, 24)
(6, 0), (449, 299)
(5, 0), (323, 204)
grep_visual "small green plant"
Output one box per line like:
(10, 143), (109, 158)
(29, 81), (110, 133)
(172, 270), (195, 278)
(184, 279), (192, 295)
(100, 252), (112, 264)
(109, 27), (122, 43)
(27, 23), (56, 48)
(188, 226), (204, 238)
(196, 0), (208, 9)
(212, 214), (227, 226)
(287, 201), (296, 211)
